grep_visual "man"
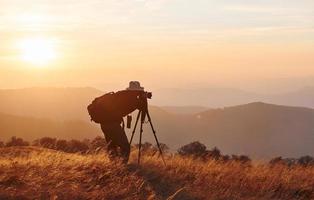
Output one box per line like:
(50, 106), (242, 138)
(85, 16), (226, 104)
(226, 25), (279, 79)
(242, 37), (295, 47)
(90, 81), (147, 163)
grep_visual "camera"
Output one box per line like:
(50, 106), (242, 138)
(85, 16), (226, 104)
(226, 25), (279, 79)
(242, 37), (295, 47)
(145, 92), (152, 99)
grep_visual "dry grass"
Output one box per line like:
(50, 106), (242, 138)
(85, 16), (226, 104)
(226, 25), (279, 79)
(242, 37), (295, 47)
(0, 147), (313, 200)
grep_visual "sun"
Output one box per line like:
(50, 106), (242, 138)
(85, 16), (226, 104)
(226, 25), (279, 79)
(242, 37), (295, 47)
(18, 37), (57, 66)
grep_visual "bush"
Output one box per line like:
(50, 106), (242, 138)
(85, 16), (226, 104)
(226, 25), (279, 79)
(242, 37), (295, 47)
(82, 139), (91, 148)
(55, 139), (69, 152)
(204, 147), (221, 160)
(36, 137), (57, 149)
(298, 156), (314, 166)
(134, 142), (158, 156)
(178, 141), (207, 157)
(90, 136), (107, 151)
(269, 157), (285, 166)
(155, 143), (169, 154)
(231, 155), (251, 164)
(0, 141), (4, 148)
(67, 139), (89, 153)
(6, 136), (29, 147)
(221, 155), (230, 162)
(269, 156), (313, 167)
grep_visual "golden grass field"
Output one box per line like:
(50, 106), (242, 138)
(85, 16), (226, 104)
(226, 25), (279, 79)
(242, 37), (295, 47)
(0, 146), (313, 200)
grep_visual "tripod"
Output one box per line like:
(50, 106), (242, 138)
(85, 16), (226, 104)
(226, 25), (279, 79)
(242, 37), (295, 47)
(129, 108), (166, 166)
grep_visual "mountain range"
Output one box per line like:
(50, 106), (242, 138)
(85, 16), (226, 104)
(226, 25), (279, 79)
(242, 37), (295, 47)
(0, 87), (313, 158)
(152, 86), (314, 108)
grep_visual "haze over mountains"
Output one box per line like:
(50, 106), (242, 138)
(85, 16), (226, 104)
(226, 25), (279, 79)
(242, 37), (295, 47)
(152, 86), (314, 108)
(0, 87), (314, 158)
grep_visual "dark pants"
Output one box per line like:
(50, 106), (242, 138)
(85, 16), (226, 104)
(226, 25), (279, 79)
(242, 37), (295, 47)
(100, 121), (130, 163)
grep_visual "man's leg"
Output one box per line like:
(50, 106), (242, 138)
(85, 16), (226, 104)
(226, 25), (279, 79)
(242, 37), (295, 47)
(109, 124), (130, 163)
(100, 123), (119, 159)
(101, 122), (130, 163)
(116, 128), (131, 163)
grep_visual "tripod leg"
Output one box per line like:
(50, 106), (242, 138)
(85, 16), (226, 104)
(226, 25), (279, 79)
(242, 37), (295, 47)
(129, 110), (141, 145)
(137, 113), (144, 165)
(146, 111), (166, 166)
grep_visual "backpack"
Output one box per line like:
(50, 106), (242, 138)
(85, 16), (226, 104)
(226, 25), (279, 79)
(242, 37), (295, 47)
(87, 92), (118, 123)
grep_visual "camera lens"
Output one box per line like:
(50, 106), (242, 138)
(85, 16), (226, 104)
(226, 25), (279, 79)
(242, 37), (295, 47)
(146, 92), (152, 99)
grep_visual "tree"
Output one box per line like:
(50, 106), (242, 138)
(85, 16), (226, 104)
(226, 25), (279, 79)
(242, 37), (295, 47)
(6, 136), (29, 147)
(177, 141), (207, 157)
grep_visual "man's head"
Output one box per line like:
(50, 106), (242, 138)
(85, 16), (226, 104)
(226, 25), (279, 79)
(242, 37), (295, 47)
(125, 81), (152, 99)
(126, 81), (144, 91)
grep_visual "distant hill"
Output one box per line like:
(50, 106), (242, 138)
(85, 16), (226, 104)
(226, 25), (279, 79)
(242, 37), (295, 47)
(270, 86), (314, 108)
(0, 87), (313, 158)
(152, 87), (260, 107)
(2, 87), (314, 121)
(192, 102), (314, 158)
(161, 106), (209, 114)
(152, 87), (314, 108)
(140, 102), (314, 158)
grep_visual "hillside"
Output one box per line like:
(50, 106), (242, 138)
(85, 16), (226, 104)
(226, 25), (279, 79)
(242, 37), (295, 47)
(139, 102), (314, 158)
(153, 87), (314, 109)
(0, 87), (314, 158)
(152, 88), (260, 107)
(161, 106), (209, 115)
(0, 146), (313, 200)
(192, 102), (314, 158)
(1, 100), (314, 158)
(270, 86), (314, 109)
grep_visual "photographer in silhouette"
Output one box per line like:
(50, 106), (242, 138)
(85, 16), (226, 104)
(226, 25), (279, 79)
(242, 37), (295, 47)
(87, 81), (149, 163)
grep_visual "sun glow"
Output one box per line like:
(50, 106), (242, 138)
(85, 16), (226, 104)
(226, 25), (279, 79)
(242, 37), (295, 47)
(18, 37), (58, 66)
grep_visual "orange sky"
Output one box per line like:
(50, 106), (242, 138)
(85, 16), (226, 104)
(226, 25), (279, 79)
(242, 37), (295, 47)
(0, 0), (313, 92)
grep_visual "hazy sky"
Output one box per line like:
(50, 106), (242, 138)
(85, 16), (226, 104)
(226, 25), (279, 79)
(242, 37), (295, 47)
(0, 0), (313, 92)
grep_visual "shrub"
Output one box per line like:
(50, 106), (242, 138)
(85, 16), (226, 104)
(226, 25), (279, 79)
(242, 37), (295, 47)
(283, 158), (298, 167)
(221, 155), (230, 162)
(6, 136), (29, 147)
(178, 141), (207, 157)
(67, 139), (89, 153)
(155, 143), (169, 153)
(134, 142), (153, 151)
(82, 139), (91, 148)
(90, 136), (107, 151)
(269, 157), (285, 166)
(37, 137), (57, 149)
(269, 156), (314, 167)
(231, 155), (251, 164)
(298, 156), (314, 166)
(134, 142), (159, 156)
(0, 141), (4, 148)
(204, 147), (221, 160)
(55, 139), (69, 152)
